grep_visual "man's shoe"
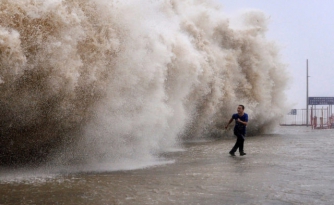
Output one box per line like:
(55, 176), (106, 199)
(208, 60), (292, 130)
(229, 151), (236, 156)
(240, 152), (246, 156)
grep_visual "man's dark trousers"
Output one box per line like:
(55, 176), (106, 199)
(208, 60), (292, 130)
(231, 130), (244, 153)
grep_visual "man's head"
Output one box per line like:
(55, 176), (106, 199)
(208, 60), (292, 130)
(237, 105), (245, 114)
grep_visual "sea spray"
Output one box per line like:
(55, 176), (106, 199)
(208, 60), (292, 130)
(0, 0), (289, 169)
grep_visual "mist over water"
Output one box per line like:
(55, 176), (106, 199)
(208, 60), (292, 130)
(0, 0), (289, 171)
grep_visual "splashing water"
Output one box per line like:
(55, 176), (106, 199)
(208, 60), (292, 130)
(0, 0), (289, 170)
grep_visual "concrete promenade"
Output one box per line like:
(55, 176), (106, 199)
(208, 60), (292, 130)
(0, 126), (333, 204)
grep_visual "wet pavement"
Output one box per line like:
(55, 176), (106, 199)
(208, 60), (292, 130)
(0, 126), (334, 205)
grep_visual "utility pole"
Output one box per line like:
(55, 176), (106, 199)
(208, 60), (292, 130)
(306, 59), (309, 127)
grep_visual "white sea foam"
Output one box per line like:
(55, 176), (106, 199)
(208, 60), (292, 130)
(0, 0), (289, 171)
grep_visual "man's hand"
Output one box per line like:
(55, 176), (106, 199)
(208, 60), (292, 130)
(237, 118), (247, 126)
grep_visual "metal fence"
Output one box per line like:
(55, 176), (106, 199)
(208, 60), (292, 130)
(280, 109), (307, 125)
(280, 108), (334, 129)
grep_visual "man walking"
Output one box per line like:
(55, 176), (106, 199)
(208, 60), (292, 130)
(225, 105), (248, 156)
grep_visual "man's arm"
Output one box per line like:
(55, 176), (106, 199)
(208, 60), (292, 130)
(237, 114), (248, 126)
(225, 118), (233, 129)
(237, 118), (248, 126)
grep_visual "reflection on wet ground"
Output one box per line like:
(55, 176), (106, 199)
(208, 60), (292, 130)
(1, 127), (334, 204)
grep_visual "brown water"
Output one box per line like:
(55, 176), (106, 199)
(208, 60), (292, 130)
(0, 0), (289, 165)
(1, 126), (334, 205)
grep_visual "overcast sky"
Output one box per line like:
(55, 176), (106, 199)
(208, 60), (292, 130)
(219, 0), (334, 109)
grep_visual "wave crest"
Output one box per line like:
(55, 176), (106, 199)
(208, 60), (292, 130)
(0, 0), (289, 168)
